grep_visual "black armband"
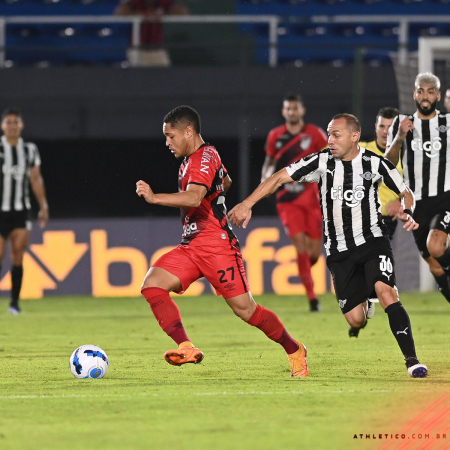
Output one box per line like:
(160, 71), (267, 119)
(403, 209), (413, 217)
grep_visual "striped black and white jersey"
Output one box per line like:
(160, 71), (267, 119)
(286, 147), (407, 256)
(386, 111), (450, 201)
(0, 136), (41, 212)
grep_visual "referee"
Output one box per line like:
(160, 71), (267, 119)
(0, 108), (49, 314)
(386, 72), (450, 305)
(230, 113), (427, 378)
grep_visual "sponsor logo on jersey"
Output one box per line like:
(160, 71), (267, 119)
(360, 171), (376, 181)
(411, 137), (442, 158)
(362, 155), (371, 162)
(183, 222), (198, 235)
(339, 299), (347, 309)
(330, 185), (365, 208)
(2, 165), (25, 179)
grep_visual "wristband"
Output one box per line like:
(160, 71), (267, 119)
(403, 209), (413, 217)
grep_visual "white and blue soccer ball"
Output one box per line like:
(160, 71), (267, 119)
(69, 345), (109, 379)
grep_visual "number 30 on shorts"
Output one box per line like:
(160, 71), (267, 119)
(379, 255), (393, 273)
(217, 267), (235, 283)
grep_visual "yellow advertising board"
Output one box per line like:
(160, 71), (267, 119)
(0, 218), (329, 299)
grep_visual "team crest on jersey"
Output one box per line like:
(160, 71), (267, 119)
(360, 171), (376, 181)
(276, 141), (283, 149)
(436, 125), (449, 133)
(300, 135), (312, 150)
(338, 299), (347, 309)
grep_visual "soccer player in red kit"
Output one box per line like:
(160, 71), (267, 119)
(136, 105), (309, 377)
(262, 94), (328, 311)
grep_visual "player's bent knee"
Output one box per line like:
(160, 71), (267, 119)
(140, 267), (182, 292)
(374, 282), (398, 309)
(225, 293), (257, 322)
(346, 315), (365, 328)
(427, 241), (446, 259)
(230, 304), (255, 322)
(427, 231), (448, 259)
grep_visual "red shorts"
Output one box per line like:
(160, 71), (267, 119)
(152, 244), (249, 299)
(276, 202), (322, 239)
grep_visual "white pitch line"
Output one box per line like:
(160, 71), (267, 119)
(1, 389), (437, 400)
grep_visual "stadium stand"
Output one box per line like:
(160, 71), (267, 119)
(1, 0), (450, 66)
(237, 0), (450, 65)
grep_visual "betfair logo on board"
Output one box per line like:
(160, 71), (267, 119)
(0, 223), (329, 299)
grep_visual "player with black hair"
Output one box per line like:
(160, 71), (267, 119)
(0, 108), (49, 314)
(386, 72), (450, 305)
(136, 105), (309, 378)
(360, 107), (401, 240)
(262, 94), (328, 312)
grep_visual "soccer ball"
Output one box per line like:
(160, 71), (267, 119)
(69, 345), (109, 379)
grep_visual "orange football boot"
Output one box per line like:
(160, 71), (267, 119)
(164, 341), (204, 366)
(288, 341), (308, 378)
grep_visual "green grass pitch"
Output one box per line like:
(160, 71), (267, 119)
(0, 292), (449, 450)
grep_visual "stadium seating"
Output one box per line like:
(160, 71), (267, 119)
(1, 0), (126, 66)
(237, 0), (450, 65)
(1, 0), (450, 66)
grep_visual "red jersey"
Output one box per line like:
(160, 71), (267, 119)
(265, 123), (327, 206)
(178, 144), (239, 249)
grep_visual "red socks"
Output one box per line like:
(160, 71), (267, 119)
(247, 305), (299, 354)
(142, 288), (300, 355)
(297, 252), (316, 301)
(141, 287), (190, 345)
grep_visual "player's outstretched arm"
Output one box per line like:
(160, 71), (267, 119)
(385, 117), (414, 165)
(398, 187), (419, 232)
(136, 180), (206, 208)
(228, 168), (294, 228)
